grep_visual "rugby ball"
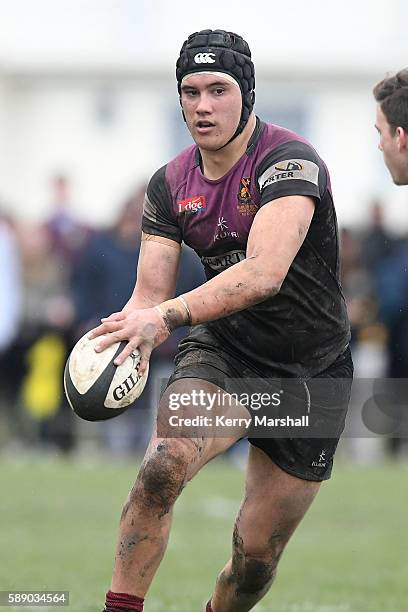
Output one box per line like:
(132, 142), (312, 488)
(63, 333), (149, 421)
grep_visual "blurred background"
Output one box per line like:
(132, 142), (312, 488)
(0, 0), (407, 459)
(1, 0), (408, 460)
(1, 2), (408, 610)
(0, 0), (407, 460)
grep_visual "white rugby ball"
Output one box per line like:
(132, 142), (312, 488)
(63, 333), (149, 421)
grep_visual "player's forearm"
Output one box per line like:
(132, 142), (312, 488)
(187, 256), (282, 322)
(156, 256), (282, 331)
(124, 235), (180, 312)
(125, 286), (168, 311)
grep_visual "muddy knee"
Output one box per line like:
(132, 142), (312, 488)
(227, 525), (284, 596)
(236, 557), (277, 594)
(123, 440), (196, 519)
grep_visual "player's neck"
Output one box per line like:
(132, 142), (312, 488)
(199, 114), (256, 180)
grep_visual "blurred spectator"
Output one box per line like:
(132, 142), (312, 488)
(71, 189), (147, 453)
(46, 174), (90, 265)
(340, 224), (389, 462)
(0, 214), (22, 354)
(18, 223), (74, 336)
(361, 200), (395, 276)
(340, 198), (408, 460)
(0, 213), (22, 447)
(376, 242), (408, 457)
(11, 222), (76, 453)
(340, 227), (378, 345)
(22, 172), (93, 453)
(72, 187), (145, 334)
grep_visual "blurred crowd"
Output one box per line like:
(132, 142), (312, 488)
(1, 178), (408, 459)
(341, 201), (408, 458)
(0, 175), (205, 457)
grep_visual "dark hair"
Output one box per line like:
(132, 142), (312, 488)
(373, 69), (408, 133)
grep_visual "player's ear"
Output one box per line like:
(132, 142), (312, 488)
(397, 126), (407, 150)
(178, 95), (187, 123)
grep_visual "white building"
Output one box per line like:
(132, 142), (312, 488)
(0, 0), (407, 227)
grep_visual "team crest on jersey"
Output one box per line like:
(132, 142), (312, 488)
(238, 177), (252, 203)
(237, 177), (258, 216)
(178, 195), (207, 214)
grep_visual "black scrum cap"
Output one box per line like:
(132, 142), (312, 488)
(176, 29), (255, 142)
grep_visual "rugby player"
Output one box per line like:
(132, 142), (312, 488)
(373, 68), (408, 185)
(90, 30), (353, 612)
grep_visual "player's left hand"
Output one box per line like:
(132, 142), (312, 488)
(87, 307), (170, 372)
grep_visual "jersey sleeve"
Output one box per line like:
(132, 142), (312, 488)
(142, 165), (182, 243)
(256, 140), (327, 207)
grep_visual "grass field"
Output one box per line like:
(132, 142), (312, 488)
(1, 455), (407, 612)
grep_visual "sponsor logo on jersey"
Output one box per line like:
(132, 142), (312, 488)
(214, 216), (239, 242)
(217, 216), (228, 231)
(194, 52), (216, 64)
(258, 158), (319, 190)
(201, 249), (246, 271)
(178, 195), (207, 214)
(275, 161), (303, 172)
(237, 177), (258, 215)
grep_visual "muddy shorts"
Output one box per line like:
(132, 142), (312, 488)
(164, 325), (353, 481)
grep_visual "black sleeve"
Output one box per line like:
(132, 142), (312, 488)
(142, 165), (182, 243)
(255, 140), (327, 208)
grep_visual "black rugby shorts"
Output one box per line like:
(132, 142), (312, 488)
(165, 325), (353, 481)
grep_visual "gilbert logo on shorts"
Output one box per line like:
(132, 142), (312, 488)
(194, 52), (216, 64)
(178, 196), (207, 214)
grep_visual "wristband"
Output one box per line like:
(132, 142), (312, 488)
(177, 295), (193, 326)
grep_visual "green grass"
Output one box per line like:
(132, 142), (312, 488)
(0, 455), (407, 611)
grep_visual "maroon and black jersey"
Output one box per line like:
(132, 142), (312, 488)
(142, 118), (350, 377)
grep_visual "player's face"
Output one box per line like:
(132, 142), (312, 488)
(375, 105), (408, 185)
(180, 74), (242, 150)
